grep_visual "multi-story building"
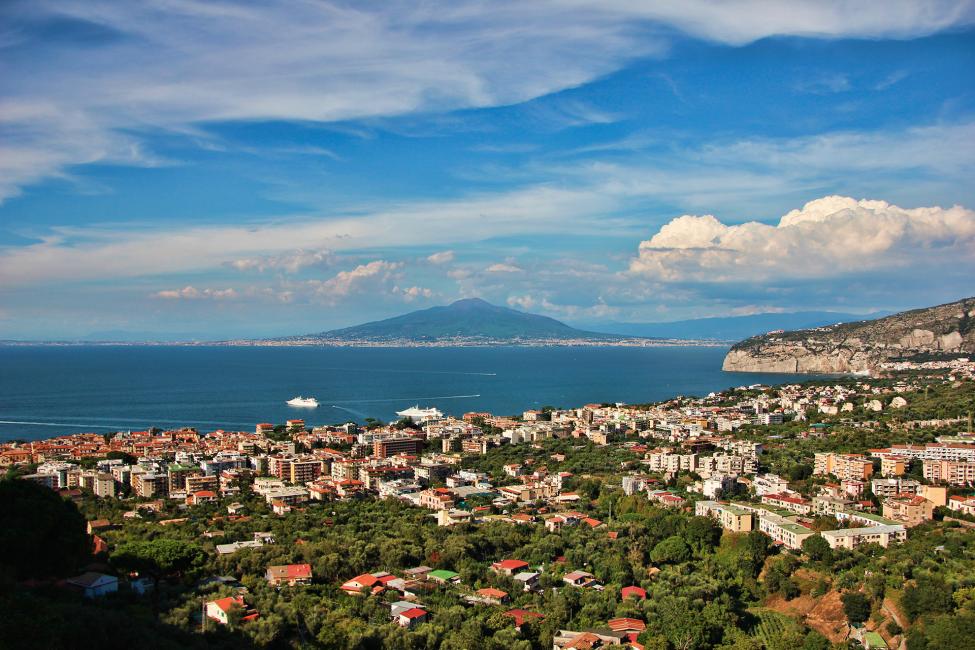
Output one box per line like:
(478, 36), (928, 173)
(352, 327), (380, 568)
(418, 487), (455, 511)
(883, 495), (935, 527)
(756, 512), (815, 550)
(185, 474), (219, 494)
(880, 457), (906, 477)
(761, 493), (813, 515)
(821, 524), (906, 549)
(374, 437), (424, 459)
(167, 463), (199, 493)
(871, 477), (920, 499)
(752, 474), (789, 496)
(923, 460), (975, 486)
(814, 453), (874, 481)
(133, 472), (168, 498)
(695, 501), (753, 533)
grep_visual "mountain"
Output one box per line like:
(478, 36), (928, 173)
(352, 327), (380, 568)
(296, 298), (624, 343)
(586, 311), (887, 342)
(722, 296), (975, 373)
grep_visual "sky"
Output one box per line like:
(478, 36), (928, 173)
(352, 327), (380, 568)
(1, 0), (974, 340)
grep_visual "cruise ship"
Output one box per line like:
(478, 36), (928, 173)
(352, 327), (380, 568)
(395, 405), (443, 422)
(287, 396), (319, 408)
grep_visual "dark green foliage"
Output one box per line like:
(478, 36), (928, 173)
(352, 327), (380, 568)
(841, 592), (871, 624)
(0, 479), (89, 579)
(112, 538), (206, 582)
(902, 575), (953, 622)
(801, 534), (832, 564)
(650, 536), (691, 565)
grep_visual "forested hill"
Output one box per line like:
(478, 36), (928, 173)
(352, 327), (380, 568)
(723, 296), (975, 373)
(290, 298), (623, 342)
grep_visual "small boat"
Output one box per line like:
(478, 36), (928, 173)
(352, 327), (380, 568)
(287, 396), (319, 408)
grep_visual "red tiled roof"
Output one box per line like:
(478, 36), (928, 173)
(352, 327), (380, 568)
(493, 559), (529, 571)
(400, 607), (427, 619)
(608, 617), (646, 632)
(504, 609), (544, 627)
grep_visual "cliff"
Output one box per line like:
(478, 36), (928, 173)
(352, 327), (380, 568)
(722, 297), (975, 373)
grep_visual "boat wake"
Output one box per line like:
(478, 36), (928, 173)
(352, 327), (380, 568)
(332, 394), (480, 404)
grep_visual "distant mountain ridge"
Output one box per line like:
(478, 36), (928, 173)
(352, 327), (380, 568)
(723, 296), (975, 373)
(588, 311), (887, 342)
(293, 298), (623, 342)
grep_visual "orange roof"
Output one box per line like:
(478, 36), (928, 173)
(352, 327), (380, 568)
(608, 617), (646, 632)
(493, 559), (529, 571)
(503, 609), (544, 627)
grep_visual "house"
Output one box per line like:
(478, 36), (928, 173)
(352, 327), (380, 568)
(475, 587), (510, 604)
(491, 559), (529, 576)
(553, 629), (626, 648)
(426, 569), (460, 584)
(188, 490), (218, 505)
(503, 608), (544, 630)
(608, 618), (646, 633)
(397, 607), (429, 628)
(514, 571), (541, 592)
(341, 573), (382, 595)
(621, 585), (646, 600)
(86, 519), (113, 535)
(66, 572), (118, 598)
(265, 563), (312, 587)
(205, 595), (258, 625)
(563, 570), (600, 589)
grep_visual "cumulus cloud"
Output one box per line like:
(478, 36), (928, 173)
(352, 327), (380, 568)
(395, 285), (434, 302)
(629, 196), (975, 282)
(306, 260), (403, 303)
(230, 249), (335, 273)
(426, 250), (455, 265)
(2, 0), (971, 201)
(154, 286), (238, 300)
(486, 263), (523, 273)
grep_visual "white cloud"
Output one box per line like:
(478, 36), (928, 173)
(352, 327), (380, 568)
(0, 184), (609, 286)
(230, 249), (335, 273)
(395, 285), (434, 302)
(629, 195), (975, 282)
(426, 250), (455, 265)
(486, 263), (524, 273)
(306, 260), (403, 304)
(154, 286), (238, 300)
(2, 0), (971, 201)
(507, 293), (619, 319)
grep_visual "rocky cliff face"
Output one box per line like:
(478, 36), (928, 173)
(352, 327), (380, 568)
(722, 297), (975, 374)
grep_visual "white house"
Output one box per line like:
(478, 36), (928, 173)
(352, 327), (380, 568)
(66, 572), (118, 598)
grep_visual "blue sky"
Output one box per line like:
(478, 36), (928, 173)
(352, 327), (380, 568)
(1, 1), (974, 339)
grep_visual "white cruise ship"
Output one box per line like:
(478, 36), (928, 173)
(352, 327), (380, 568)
(287, 396), (319, 408)
(396, 405), (443, 422)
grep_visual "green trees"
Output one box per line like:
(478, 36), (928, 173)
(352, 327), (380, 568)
(684, 516), (722, 553)
(801, 535), (832, 564)
(0, 479), (89, 579)
(902, 575), (953, 622)
(650, 536), (691, 565)
(112, 538), (206, 589)
(840, 592), (871, 624)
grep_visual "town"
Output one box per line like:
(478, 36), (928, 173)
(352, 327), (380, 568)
(2, 357), (974, 650)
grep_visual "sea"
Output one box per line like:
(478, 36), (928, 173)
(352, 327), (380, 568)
(0, 345), (811, 442)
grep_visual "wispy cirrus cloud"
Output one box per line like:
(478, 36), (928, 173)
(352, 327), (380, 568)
(1, 0), (972, 202)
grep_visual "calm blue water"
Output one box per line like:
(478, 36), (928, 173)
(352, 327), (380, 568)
(0, 346), (806, 441)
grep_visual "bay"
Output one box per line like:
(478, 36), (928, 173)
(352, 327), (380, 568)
(0, 345), (809, 441)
